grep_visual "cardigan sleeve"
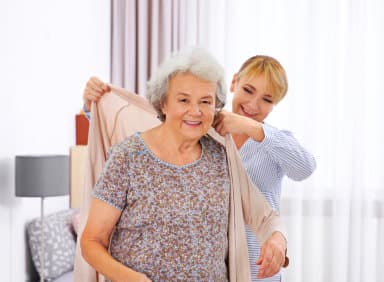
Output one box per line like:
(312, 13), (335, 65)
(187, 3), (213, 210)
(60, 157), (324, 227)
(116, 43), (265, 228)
(225, 133), (287, 244)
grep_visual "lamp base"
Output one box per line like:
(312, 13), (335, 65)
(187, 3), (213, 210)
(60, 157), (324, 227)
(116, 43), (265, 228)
(40, 197), (44, 282)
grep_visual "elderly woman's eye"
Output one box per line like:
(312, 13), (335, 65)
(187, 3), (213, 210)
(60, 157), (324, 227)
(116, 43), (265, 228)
(179, 99), (188, 103)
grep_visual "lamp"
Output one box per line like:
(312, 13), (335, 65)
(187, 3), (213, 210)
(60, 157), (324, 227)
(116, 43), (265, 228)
(15, 155), (69, 282)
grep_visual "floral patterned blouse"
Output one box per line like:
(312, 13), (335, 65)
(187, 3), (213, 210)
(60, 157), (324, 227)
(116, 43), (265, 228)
(92, 132), (230, 282)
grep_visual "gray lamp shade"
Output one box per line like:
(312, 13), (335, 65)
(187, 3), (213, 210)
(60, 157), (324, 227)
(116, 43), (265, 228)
(15, 155), (69, 197)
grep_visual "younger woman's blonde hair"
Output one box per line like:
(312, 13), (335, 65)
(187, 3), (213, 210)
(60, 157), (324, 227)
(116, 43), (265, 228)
(237, 55), (288, 104)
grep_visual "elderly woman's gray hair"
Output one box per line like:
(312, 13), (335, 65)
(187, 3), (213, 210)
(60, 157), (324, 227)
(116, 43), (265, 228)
(146, 48), (227, 121)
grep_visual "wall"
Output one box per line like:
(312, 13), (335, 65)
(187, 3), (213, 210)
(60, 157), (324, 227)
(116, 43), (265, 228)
(0, 0), (110, 281)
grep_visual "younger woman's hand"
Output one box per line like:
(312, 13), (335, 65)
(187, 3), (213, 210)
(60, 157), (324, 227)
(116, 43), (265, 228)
(213, 110), (260, 137)
(83, 76), (110, 111)
(256, 231), (287, 279)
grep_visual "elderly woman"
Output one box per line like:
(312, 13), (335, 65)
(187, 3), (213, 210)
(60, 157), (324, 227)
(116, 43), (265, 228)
(80, 49), (287, 282)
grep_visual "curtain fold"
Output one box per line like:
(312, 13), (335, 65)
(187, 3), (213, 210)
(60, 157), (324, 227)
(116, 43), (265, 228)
(111, 0), (208, 96)
(111, 0), (229, 96)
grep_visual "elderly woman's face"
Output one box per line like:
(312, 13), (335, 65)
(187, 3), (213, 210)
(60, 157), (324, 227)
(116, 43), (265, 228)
(161, 72), (217, 141)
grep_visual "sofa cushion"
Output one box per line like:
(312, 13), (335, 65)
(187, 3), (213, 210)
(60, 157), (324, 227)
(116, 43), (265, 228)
(27, 209), (77, 281)
(52, 270), (73, 282)
(71, 210), (80, 236)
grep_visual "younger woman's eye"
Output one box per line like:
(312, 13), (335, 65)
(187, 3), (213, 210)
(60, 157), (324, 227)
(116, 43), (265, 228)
(263, 98), (273, 103)
(243, 87), (252, 94)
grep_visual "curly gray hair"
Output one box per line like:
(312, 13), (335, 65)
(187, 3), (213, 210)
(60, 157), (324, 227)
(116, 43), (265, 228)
(146, 48), (227, 121)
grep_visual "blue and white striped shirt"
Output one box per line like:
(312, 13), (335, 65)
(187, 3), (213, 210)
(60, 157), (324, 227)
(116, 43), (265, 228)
(239, 123), (316, 282)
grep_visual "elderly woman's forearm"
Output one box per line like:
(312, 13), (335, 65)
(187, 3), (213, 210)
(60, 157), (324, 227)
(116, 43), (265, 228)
(81, 236), (142, 281)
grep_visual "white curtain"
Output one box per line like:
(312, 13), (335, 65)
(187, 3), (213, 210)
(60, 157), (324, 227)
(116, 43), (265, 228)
(111, 0), (384, 281)
(212, 1), (384, 282)
(111, 0), (228, 95)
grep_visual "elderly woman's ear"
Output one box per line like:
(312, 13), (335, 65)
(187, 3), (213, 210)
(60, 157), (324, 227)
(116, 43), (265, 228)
(159, 101), (167, 121)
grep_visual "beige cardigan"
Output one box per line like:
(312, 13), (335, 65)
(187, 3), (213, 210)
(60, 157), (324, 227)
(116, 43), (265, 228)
(74, 86), (285, 282)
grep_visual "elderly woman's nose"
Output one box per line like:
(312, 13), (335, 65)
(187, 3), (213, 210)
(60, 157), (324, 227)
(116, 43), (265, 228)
(188, 103), (202, 115)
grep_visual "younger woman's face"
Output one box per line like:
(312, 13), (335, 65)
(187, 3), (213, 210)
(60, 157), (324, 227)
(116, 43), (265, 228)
(231, 73), (275, 123)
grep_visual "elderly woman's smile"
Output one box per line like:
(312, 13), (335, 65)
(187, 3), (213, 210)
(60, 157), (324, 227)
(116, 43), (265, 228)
(161, 72), (217, 141)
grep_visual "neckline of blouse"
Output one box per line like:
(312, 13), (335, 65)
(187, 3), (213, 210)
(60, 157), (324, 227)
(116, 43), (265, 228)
(135, 132), (205, 169)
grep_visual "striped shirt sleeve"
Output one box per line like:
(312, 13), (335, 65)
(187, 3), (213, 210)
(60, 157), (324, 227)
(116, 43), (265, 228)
(256, 123), (316, 181)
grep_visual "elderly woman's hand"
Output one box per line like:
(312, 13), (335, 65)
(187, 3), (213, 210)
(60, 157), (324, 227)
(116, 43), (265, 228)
(256, 231), (287, 279)
(83, 76), (111, 111)
(130, 272), (152, 282)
